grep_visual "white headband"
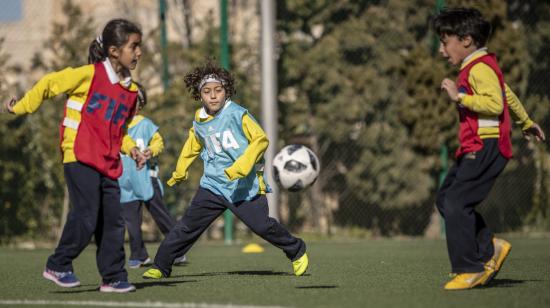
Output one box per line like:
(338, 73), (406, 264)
(198, 74), (224, 90)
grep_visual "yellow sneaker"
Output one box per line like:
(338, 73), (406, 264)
(491, 238), (512, 272)
(292, 253), (309, 276)
(143, 268), (164, 279)
(444, 269), (494, 290)
(482, 237), (512, 285)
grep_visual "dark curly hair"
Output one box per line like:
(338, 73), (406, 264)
(432, 7), (491, 48)
(184, 60), (236, 101)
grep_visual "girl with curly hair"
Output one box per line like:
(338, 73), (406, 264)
(143, 60), (308, 279)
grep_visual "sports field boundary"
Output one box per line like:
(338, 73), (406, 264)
(0, 299), (289, 308)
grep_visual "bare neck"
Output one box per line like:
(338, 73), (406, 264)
(108, 58), (130, 81)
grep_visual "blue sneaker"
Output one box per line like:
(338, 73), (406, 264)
(128, 257), (152, 269)
(99, 280), (136, 293)
(42, 268), (81, 288)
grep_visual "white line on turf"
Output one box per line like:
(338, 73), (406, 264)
(0, 300), (289, 308)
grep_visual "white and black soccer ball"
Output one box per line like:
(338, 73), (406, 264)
(272, 144), (320, 192)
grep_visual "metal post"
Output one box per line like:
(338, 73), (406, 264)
(220, 0), (234, 244)
(261, 0), (279, 219)
(433, 0), (447, 237)
(431, 0), (446, 55)
(159, 0), (170, 91)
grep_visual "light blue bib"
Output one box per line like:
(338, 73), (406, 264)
(193, 101), (260, 202)
(118, 117), (163, 203)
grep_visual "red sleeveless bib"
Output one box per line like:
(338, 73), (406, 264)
(455, 54), (512, 159)
(72, 62), (138, 179)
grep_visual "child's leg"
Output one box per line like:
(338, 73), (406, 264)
(228, 195), (306, 261)
(95, 176), (128, 284)
(435, 163), (458, 217)
(474, 211), (494, 263)
(153, 187), (225, 276)
(145, 177), (176, 235)
(436, 163), (494, 269)
(46, 162), (102, 272)
(441, 139), (507, 273)
(122, 200), (149, 261)
(145, 178), (185, 262)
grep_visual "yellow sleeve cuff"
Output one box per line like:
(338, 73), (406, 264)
(459, 93), (473, 108)
(121, 135), (137, 154)
(167, 172), (189, 187)
(521, 119), (534, 131)
(167, 178), (177, 187)
(224, 166), (240, 181)
(148, 132), (164, 156)
(12, 103), (27, 115)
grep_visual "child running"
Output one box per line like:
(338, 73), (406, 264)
(432, 7), (545, 290)
(3, 19), (146, 293)
(118, 82), (187, 268)
(142, 60), (308, 280)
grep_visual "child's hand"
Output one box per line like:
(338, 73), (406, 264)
(130, 147), (147, 170)
(1, 97), (16, 114)
(441, 78), (460, 102)
(143, 148), (152, 160)
(523, 123), (546, 142)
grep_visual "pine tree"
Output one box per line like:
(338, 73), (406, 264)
(277, 0), (437, 234)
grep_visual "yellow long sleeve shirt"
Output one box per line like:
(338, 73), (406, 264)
(167, 108), (269, 194)
(128, 115), (164, 156)
(459, 49), (534, 139)
(12, 63), (138, 163)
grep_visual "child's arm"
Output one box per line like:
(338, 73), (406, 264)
(144, 132), (164, 160)
(167, 127), (202, 186)
(10, 66), (93, 115)
(224, 114), (269, 181)
(120, 112), (146, 169)
(442, 64), (505, 116)
(505, 84), (545, 141)
(121, 134), (146, 169)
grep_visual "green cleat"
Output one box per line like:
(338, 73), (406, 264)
(292, 253), (309, 276)
(143, 268), (164, 279)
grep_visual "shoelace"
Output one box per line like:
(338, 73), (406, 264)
(485, 259), (497, 271)
(108, 281), (122, 287)
(51, 270), (73, 279)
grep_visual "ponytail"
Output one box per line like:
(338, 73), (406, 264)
(135, 81), (147, 109)
(88, 38), (105, 64)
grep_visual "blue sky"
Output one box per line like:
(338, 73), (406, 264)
(0, 0), (22, 23)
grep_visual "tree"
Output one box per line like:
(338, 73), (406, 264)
(0, 0), (97, 242)
(277, 0), (437, 234)
(276, 0), (550, 234)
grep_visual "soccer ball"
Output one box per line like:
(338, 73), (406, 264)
(272, 144), (320, 192)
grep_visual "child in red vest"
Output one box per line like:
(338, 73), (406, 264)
(3, 19), (146, 293)
(432, 7), (545, 290)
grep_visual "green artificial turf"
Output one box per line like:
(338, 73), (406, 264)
(1, 238), (549, 307)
